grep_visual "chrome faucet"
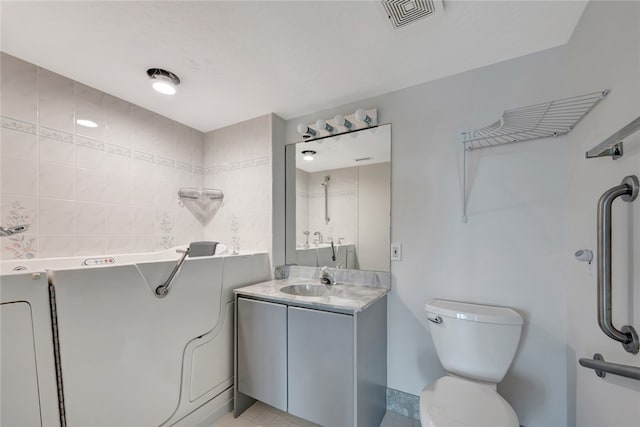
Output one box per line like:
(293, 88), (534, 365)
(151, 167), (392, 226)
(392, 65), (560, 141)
(0, 224), (29, 237)
(320, 267), (334, 286)
(314, 231), (324, 244)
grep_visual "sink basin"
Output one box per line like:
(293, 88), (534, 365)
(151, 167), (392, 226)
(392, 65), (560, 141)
(280, 284), (333, 297)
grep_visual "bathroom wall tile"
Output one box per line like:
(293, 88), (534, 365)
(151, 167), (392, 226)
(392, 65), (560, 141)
(1, 234), (38, 260)
(175, 123), (192, 163)
(191, 130), (205, 168)
(104, 150), (133, 175)
(0, 156), (38, 196)
(77, 168), (106, 202)
(76, 202), (106, 234)
(104, 95), (132, 147)
(133, 235), (155, 253)
(153, 115), (175, 159)
(1, 195), (38, 234)
(39, 69), (75, 133)
(132, 177), (155, 208)
(106, 205), (133, 235)
(39, 198), (75, 235)
(1, 128), (38, 160)
(133, 207), (155, 235)
(76, 145), (106, 171)
(133, 158), (156, 179)
(39, 162), (75, 200)
(75, 83), (106, 141)
(106, 235), (133, 254)
(104, 173), (133, 205)
(0, 53), (38, 123)
(40, 136), (75, 166)
(129, 106), (155, 153)
(75, 235), (106, 256)
(39, 235), (74, 258)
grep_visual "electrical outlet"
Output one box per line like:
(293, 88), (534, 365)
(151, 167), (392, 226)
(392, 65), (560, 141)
(391, 243), (402, 261)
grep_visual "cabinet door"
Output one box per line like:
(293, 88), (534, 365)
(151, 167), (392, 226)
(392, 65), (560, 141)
(288, 306), (354, 427)
(237, 298), (287, 411)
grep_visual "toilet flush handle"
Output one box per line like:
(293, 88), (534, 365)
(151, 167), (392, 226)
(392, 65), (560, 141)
(427, 315), (443, 325)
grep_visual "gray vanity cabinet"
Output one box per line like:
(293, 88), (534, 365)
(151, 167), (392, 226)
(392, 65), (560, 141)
(288, 306), (354, 427)
(235, 293), (387, 427)
(236, 298), (287, 411)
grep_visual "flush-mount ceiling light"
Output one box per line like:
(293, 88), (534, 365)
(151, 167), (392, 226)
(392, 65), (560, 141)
(147, 68), (181, 95)
(302, 150), (316, 161)
(76, 119), (98, 128)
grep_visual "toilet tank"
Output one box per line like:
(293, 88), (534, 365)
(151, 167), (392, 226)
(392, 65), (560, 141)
(425, 300), (523, 383)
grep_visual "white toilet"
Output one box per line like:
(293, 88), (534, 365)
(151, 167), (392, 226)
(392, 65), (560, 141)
(420, 299), (523, 427)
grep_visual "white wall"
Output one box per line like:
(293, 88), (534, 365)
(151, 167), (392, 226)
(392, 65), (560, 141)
(0, 53), (204, 259)
(565, 2), (640, 426)
(281, 46), (570, 427)
(358, 162), (391, 272)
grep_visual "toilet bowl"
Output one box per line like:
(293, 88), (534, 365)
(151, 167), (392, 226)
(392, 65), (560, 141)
(420, 300), (523, 427)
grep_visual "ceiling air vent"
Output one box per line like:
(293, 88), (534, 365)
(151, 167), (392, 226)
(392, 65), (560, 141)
(381, 0), (441, 29)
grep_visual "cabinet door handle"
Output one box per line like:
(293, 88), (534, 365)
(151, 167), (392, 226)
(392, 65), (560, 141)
(427, 315), (443, 324)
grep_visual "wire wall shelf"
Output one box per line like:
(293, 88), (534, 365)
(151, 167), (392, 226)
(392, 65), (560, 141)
(459, 90), (609, 223)
(462, 90), (609, 151)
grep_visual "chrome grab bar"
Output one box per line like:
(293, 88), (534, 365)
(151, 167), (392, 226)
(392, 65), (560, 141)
(155, 248), (190, 298)
(596, 175), (639, 353)
(579, 353), (640, 381)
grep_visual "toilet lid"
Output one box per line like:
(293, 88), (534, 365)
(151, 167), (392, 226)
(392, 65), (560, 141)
(420, 377), (519, 427)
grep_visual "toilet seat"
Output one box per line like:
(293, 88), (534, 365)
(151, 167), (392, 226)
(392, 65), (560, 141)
(419, 376), (519, 427)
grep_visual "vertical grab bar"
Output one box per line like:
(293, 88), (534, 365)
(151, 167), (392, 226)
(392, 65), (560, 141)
(596, 175), (639, 354)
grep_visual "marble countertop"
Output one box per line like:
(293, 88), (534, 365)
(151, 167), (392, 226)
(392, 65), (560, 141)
(234, 278), (388, 313)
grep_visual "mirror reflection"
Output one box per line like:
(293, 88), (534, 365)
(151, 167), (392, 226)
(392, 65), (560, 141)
(286, 124), (391, 272)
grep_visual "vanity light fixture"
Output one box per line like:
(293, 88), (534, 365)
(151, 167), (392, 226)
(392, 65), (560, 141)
(355, 109), (372, 126)
(147, 68), (181, 95)
(76, 119), (98, 128)
(334, 114), (353, 129)
(315, 119), (335, 134)
(297, 123), (317, 138)
(301, 150), (316, 161)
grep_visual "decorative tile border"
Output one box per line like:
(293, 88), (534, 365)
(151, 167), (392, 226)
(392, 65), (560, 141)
(76, 136), (105, 151)
(207, 156), (271, 175)
(0, 116), (202, 175)
(106, 143), (131, 157)
(133, 150), (154, 163)
(155, 156), (175, 168)
(176, 161), (192, 172)
(387, 388), (420, 420)
(1, 116), (37, 135)
(39, 126), (74, 143)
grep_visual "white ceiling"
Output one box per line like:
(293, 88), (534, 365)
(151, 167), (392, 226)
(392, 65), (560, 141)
(295, 124), (391, 173)
(0, 1), (587, 132)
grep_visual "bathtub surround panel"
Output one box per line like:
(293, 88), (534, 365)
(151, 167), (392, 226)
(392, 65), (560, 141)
(280, 46), (570, 427)
(0, 53), (205, 259)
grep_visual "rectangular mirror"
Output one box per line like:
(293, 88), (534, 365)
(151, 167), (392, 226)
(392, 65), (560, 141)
(285, 124), (391, 272)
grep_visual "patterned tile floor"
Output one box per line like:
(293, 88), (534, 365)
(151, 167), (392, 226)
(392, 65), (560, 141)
(210, 401), (421, 427)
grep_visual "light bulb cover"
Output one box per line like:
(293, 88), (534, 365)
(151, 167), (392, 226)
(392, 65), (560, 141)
(316, 119), (334, 133)
(301, 149), (316, 161)
(355, 109), (369, 122)
(147, 68), (180, 95)
(297, 123), (317, 136)
(334, 114), (352, 129)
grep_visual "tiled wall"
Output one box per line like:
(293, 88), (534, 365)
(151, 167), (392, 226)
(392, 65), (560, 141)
(0, 53), (205, 259)
(203, 114), (272, 254)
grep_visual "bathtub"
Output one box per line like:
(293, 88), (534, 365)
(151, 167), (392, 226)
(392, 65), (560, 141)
(0, 245), (271, 427)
